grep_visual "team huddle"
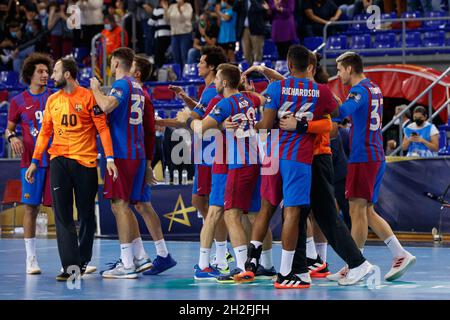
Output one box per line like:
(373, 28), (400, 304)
(5, 43), (416, 288)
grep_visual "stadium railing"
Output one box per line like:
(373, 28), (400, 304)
(91, 33), (107, 85)
(322, 16), (450, 66)
(121, 12), (137, 51)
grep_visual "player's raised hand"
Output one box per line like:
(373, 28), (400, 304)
(176, 108), (191, 123)
(106, 160), (119, 181)
(242, 65), (264, 78)
(168, 85), (185, 96)
(10, 136), (24, 157)
(25, 163), (37, 184)
(90, 77), (101, 91)
(241, 74), (255, 92)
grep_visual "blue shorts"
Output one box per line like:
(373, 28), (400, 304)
(21, 167), (51, 206)
(372, 161), (386, 203)
(209, 173), (227, 207)
(139, 184), (152, 203)
(280, 159), (312, 207)
(248, 175), (261, 213)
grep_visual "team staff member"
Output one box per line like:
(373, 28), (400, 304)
(25, 57), (118, 281)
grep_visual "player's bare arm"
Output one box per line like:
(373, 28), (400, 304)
(176, 108), (220, 133)
(169, 85), (199, 109)
(90, 77), (119, 114)
(5, 122), (24, 157)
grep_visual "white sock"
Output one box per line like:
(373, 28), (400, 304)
(233, 245), (247, 271)
(250, 240), (263, 249)
(214, 240), (228, 268)
(199, 248), (211, 270)
(120, 243), (134, 269)
(250, 240), (263, 265)
(360, 247), (364, 254)
(306, 237), (318, 259)
(384, 235), (407, 257)
(315, 242), (328, 262)
(24, 238), (36, 259)
(261, 249), (273, 269)
(279, 249), (295, 276)
(154, 239), (169, 258)
(132, 237), (147, 260)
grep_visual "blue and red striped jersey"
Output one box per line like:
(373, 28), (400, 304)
(209, 92), (261, 169)
(8, 88), (53, 168)
(108, 76), (146, 160)
(264, 76), (336, 164)
(193, 83), (218, 118)
(338, 78), (385, 163)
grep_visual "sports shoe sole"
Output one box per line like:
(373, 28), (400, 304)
(136, 262), (153, 273)
(194, 275), (219, 281)
(27, 269), (42, 275)
(308, 263), (327, 274)
(102, 273), (138, 279)
(311, 271), (331, 278)
(274, 282), (310, 289)
(84, 266), (97, 274)
(384, 256), (416, 282)
(233, 271), (255, 283)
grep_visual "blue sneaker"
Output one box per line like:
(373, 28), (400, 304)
(216, 268), (243, 284)
(255, 265), (277, 280)
(143, 254), (177, 275)
(194, 264), (221, 280)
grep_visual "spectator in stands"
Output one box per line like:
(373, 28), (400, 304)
(48, 1), (73, 60)
(383, 0), (406, 17)
(217, 0), (237, 62)
(101, 14), (129, 56)
(339, 0), (383, 20)
(165, 0), (193, 69)
(407, 0), (441, 13)
(148, 0), (171, 70)
(268, 0), (296, 60)
(402, 106), (440, 157)
(30, 19), (49, 54)
(304, 0), (342, 37)
(386, 104), (411, 155)
(78, 0), (104, 51)
(24, 3), (39, 38)
(188, 12), (219, 63)
(37, 1), (49, 29)
(126, 0), (155, 56)
(235, 0), (270, 65)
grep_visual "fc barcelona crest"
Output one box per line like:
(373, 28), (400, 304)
(75, 104), (83, 112)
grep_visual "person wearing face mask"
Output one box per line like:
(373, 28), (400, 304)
(385, 104), (411, 155)
(402, 106), (440, 157)
(101, 14), (128, 56)
(37, 3), (49, 29)
(187, 12), (218, 64)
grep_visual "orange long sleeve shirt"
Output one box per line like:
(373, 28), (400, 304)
(32, 86), (114, 168)
(308, 116), (332, 156)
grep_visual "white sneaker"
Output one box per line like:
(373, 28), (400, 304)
(60, 264), (97, 274)
(134, 256), (153, 273)
(338, 261), (374, 286)
(327, 265), (348, 282)
(385, 252), (416, 282)
(102, 261), (138, 279)
(26, 256), (41, 275)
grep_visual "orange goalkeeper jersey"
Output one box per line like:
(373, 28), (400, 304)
(32, 86), (114, 168)
(308, 116), (332, 156)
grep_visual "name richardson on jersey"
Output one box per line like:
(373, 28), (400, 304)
(282, 87), (320, 97)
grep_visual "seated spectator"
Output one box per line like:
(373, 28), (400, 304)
(187, 12), (219, 64)
(386, 104), (412, 155)
(101, 14), (128, 56)
(268, 0), (296, 60)
(304, 0), (342, 37)
(402, 106), (439, 157)
(148, 0), (171, 71)
(24, 3), (39, 38)
(407, 0), (441, 14)
(217, 0), (237, 62)
(37, 1), (49, 29)
(0, 21), (34, 73)
(339, 0), (383, 20)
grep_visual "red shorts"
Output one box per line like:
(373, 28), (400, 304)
(225, 165), (260, 212)
(103, 158), (146, 204)
(192, 164), (212, 196)
(345, 161), (386, 203)
(260, 158), (282, 207)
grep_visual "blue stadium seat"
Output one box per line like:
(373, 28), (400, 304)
(350, 14), (370, 33)
(0, 137), (5, 158)
(73, 47), (89, 66)
(326, 35), (347, 58)
(404, 31), (422, 54)
(274, 60), (288, 75)
(0, 101), (8, 114)
(350, 34), (371, 55)
(423, 30), (446, 47)
(182, 63), (200, 80)
(263, 39), (278, 60)
(372, 33), (400, 56)
(261, 60), (273, 69)
(401, 11), (422, 29)
(238, 61), (250, 72)
(0, 113), (8, 134)
(303, 37), (323, 51)
(155, 109), (166, 119)
(77, 67), (93, 87)
(0, 71), (24, 90)
(424, 11), (447, 29)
